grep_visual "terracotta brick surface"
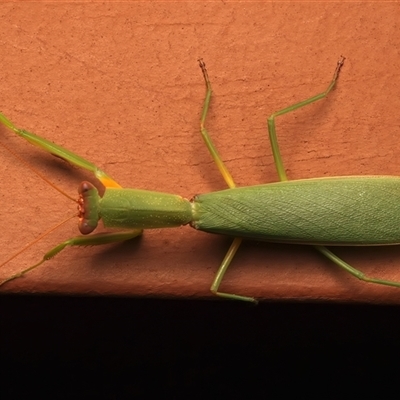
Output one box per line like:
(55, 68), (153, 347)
(1, 2), (400, 302)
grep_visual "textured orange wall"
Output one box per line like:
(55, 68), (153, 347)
(1, 2), (400, 302)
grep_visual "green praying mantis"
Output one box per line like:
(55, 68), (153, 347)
(1, 57), (400, 303)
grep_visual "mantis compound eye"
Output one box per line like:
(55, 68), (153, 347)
(78, 181), (100, 234)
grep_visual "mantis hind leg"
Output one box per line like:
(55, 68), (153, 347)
(315, 246), (400, 289)
(265, 58), (400, 291)
(267, 56), (345, 182)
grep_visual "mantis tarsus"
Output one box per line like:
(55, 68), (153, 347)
(2, 57), (400, 303)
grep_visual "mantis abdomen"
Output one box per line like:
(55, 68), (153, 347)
(192, 176), (400, 245)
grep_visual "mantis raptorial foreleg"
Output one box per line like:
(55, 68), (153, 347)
(0, 231), (142, 286)
(0, 112), (122, 188)
(0, 113), (142, 286)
